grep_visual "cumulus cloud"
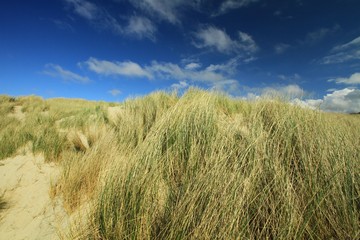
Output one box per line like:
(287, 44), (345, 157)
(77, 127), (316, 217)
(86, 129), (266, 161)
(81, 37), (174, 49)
(108, 89), (122, 96)
(83, 57), (153, 78)
(216, 0), (259, 15)
(330, 72), (360, 85)
(295, 88), (360, 113)
(274, 43), (290, 54)
(321, 35), (360, 64)
(193, 26), (258, 56)
(42, 64), (90, 83)
(125, 16), (157, 41)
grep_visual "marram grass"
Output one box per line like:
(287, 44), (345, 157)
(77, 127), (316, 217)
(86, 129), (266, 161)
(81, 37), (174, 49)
(0, 89), (359, 239)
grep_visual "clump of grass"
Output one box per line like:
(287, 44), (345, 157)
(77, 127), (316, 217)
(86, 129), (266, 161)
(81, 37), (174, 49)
(81, 89), (360, 239)
(18, 95), (49, 113)
(111, 91), (177, 150)
(0, 95), (17, 115)
(55, 125), (119, 212)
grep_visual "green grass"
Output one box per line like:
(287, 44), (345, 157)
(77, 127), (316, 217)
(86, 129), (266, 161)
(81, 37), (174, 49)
(0, 90), (359, 239)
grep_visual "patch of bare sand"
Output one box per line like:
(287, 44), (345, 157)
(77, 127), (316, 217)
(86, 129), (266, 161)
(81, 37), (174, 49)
(0, 152), (68, 240)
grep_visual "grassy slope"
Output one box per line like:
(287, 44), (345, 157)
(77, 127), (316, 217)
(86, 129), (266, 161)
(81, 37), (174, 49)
(0, 90), (359, 239)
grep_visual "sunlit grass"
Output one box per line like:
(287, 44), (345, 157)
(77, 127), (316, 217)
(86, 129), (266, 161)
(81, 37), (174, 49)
(0, 90), (359, 239)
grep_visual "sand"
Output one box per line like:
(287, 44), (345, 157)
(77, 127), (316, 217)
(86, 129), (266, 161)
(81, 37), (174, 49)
(0, 151), (68, 240)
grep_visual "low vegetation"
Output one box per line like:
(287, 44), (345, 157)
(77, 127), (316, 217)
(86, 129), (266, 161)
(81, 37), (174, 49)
(0, 90), (359, 239)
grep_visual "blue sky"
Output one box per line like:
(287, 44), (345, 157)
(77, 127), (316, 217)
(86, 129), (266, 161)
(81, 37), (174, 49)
(1, 0), (360, 112)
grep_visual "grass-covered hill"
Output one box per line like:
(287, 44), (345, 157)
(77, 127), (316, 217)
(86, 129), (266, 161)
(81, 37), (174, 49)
(0, 89), (359, 239)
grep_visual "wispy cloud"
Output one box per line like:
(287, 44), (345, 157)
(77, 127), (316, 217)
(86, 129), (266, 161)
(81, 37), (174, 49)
(64, 0), (156, 41)
(147, 60), (241, 93)
(205, 57), (239, 75)
(171, 81), (189, 90)
(52, 19), (75, 32)
(215, 0), (259, 16)
(64, 0), (99, 20)
(83, 57), (152, 78)
(302, 24), (340, 45)
(108, 89), (122, 96)
(278, 73), (301, 82)
(193, 26), (258, 57)
(244, 84), (307, 101)
(184, 62), (201, 70)
(329, 72), (360, 85)
(321, 35), (360, 64)
(128, 0), (189, 24)
(42, 64), (90, 83)
(274, 43), (290, 54)
(125, 16), (157, 41)
(262, 84), (305, 98)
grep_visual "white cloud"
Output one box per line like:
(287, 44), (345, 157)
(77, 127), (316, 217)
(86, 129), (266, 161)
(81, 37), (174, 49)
(185, 62), (201, 70)
(194, 26), (234, 53)
(65, 0), (99, 20)
(83, 57), (241, 94)
(321, 35), (360, 64)
(108, 89), (122, 96)
(42, 64), (90, 83)
(193, 26), (258, 56)
(171, 81), (189, 90)
(216, 0), (259, 15)
(125, 16), (157, 41)
(331, 72), (360, 85)
(274, 43), (290, 54)
(84, 57), (152, 78)
(295, 88), (360, 113)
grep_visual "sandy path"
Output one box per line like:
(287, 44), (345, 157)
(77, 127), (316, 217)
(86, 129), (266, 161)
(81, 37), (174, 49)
(0, 153), (68, 240)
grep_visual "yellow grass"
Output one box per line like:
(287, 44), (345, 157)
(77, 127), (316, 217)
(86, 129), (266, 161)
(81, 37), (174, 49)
(0, 89), (359, 239)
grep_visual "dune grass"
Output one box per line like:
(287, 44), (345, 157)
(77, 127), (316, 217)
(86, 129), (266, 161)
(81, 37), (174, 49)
(0, 89), (359, 239)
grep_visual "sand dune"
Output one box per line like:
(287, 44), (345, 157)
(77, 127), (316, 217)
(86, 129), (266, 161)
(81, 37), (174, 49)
(0, 152), (67, 240)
